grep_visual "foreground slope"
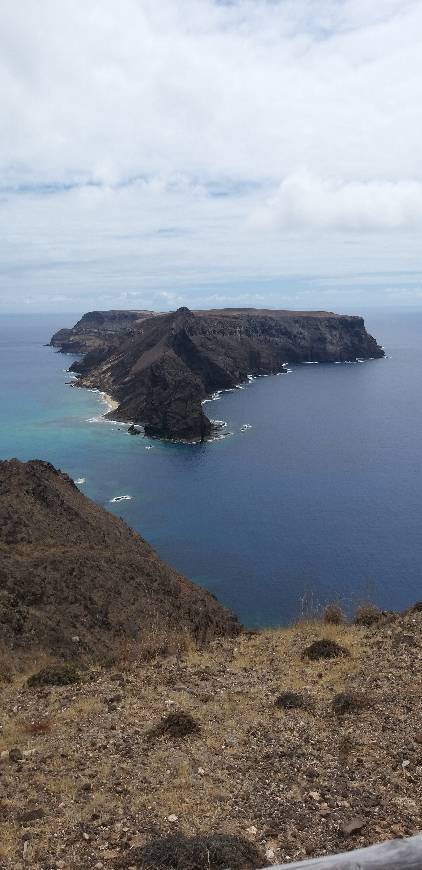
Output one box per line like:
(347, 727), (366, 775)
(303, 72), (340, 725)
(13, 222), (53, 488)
(0, 460), (240, 660)
(0, 610), (420, 867)
(51, 307), (384, 442)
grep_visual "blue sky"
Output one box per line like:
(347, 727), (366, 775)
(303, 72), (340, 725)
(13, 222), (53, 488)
(1, 0), (422, 313)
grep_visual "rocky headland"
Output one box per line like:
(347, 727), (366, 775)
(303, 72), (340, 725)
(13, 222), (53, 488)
(51, 307), (384, 442)
(0, 459), (240, 664)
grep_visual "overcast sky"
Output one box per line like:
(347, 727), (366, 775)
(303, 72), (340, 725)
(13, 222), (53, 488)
(1, 0), (422, 313)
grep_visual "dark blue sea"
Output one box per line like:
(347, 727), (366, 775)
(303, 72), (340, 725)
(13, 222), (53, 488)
(1, 311), (421, 626)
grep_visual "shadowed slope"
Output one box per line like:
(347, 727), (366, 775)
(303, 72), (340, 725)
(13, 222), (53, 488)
(0, 459), (240, 660)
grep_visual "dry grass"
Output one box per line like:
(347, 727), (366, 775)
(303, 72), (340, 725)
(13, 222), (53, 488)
(0, 822), (19, 863)
(0, 717), (25, 753)
(113, 624), (197, 668)
(0, 614), (420, 868)
(20, 717), (53, 735)
(59, 695), (103, 721)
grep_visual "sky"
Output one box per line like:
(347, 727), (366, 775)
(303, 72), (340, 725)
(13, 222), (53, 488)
(1, 0), (422, 313)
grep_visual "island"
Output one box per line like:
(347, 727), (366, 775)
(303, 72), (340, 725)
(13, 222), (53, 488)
(51, 307), (384, 442)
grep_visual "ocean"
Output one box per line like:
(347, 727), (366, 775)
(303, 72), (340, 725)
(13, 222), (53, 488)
(1, 310), (421, 626)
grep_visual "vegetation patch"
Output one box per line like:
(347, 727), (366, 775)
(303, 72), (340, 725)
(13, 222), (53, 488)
(323, 603), (345, 625)
(354, 604), (382, 627)
(117, 833), (265, 869)
(274, 691), (308, 710)
(0, 656), (13, 684)
(302, 638), (349, 660)
(332, 691), (368, 716)
(27, 663), (80, 687)
(149, 711), (200, 740)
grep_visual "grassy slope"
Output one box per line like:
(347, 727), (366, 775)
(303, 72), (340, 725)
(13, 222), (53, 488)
(0, 611), (421, 868)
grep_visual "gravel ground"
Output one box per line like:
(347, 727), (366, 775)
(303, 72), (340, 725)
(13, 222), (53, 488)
(0, 610), (421, 869)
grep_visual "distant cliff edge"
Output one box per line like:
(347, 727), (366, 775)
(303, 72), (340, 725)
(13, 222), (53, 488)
(51, 307), (384, 442)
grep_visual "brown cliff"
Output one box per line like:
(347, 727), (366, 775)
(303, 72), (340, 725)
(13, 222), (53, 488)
(0, 459), (240, 661)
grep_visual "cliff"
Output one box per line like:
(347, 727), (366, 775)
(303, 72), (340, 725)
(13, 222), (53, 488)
(51, 307), (384, 442)
(0, 459), (240, 661)
(50, 309), (157, 354)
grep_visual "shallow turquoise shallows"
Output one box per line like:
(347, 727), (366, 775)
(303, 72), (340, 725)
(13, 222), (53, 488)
(1, 310), (421, 626)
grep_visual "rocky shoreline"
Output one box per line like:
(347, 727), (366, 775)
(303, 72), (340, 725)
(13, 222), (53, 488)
(51, 307), (384, 443)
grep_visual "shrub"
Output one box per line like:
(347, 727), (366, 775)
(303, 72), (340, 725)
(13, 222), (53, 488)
(354, 603), (382, 627)
(117, 833), (265, 869)
(303, 638), (349, 661)
(0, 656), (13, 684)
(27, 663), (80, 687)
(332, 691), (368, 716)
(275, 691), (307, 710)
(149, 711), (200, 740)
(323, 603), (345, 625)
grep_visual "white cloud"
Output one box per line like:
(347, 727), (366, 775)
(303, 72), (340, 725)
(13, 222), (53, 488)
(0, 0), (422, 310)
(254, 172), (422, 231)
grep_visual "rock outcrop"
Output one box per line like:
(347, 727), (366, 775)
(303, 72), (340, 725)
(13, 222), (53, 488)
(0, 459), (240, 660)
(51, 307), (384, 442)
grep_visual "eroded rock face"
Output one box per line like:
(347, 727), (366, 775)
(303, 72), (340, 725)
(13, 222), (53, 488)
(0, 459), (240, 660)
(51, 307), (384, 442)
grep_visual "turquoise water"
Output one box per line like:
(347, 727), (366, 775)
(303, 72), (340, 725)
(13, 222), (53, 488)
(1, 311), (421, 625)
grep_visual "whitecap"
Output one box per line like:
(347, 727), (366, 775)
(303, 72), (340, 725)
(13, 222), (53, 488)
(202, 390), (222, 404)
(86, 415), (120, 425)
(74, 477), (85, 485)
(209, 430), (232, 442)
(110, 495), (132, 503)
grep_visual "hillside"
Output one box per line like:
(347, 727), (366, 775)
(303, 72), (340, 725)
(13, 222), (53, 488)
(0, 459), (240, 662)
(0, 608), (420, 868)
(51, 307), (384, 442)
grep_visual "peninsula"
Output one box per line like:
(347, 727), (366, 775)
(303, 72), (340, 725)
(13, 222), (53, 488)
(51, 307), (384, 442)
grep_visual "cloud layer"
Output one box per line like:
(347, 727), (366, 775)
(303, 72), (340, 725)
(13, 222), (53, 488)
(1, 0), (422, 311)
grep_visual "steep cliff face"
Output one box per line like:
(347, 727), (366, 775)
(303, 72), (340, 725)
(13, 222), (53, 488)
(51, 307), (384, 442)
(50, 309), (157, 354)
(0, 459), (240, 660)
